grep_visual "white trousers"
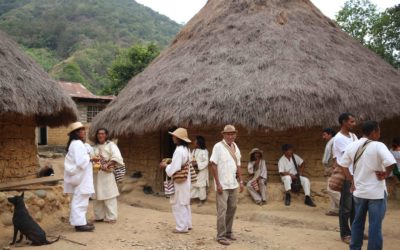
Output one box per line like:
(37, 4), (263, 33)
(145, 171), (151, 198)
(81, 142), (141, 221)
(190, 186), (207, 201)
(246, 179), (266, 202)
(93, 197), (118, 221)
(70, 193), (90, 226)
(171, 203), (192, 231)
(281, 175), (311, 196)
(326, 183), (341, 213)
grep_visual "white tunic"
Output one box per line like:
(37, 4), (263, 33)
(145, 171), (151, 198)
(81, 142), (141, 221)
(339, 138), (396, 199)
(248, 160), (267, 182)
(64, 140), (94, 195)
(92, 141), (123, 200)
(209, 140), (241, 190)
(191, 149), (209, 187)
(278, 154), (303, 175)
(166, 146), (191, 205)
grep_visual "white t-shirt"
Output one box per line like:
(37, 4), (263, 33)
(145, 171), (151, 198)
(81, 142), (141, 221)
(333, 131), (358, 174)
(278, 154), (304, 175)
(210, 140), (241, 190)
(339, 138), (396, 199)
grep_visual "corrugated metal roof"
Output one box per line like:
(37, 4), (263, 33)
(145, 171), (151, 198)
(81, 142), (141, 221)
(58, 81), (114, 101)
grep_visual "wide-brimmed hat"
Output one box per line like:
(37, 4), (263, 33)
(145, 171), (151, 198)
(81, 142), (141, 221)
(169, 128), (191, 143)
(249, 148), (263, 156)
(67, 121), (85, 135)
(221, 124), (238, 134)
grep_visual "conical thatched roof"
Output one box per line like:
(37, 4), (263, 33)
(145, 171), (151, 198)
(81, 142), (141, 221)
(92, 0), (400, 137)
(0, 31), (77, 127)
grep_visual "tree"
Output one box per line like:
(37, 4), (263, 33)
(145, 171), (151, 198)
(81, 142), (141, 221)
(336, 1), (400, 68)
(103, 43), (160, 95)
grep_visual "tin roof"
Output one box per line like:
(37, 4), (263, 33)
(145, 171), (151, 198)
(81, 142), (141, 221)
(58, 81), (114, 101)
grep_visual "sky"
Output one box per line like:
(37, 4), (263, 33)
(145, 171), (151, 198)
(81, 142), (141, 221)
(136, 0), (400, 24)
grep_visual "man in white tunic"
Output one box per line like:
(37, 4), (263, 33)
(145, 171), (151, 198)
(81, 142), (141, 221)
(246, 148), (267, 205)
(92, 128), (124, 223)
(338, 121), (395, 250)
(64, 122), (95, 232)
(210, 125), (244, 246)
(322, 128), (340, 216)
(190, 136), (209, 206)
(278, 144), (316, 207)
(160, 128), (192, 233)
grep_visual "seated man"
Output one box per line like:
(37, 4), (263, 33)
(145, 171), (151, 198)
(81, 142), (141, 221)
(278, 144), (316, 207)
(246, 148), (267, 205)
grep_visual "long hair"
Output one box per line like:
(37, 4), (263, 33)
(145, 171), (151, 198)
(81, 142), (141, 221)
(66, 130), (80, 152)
(196, 136), (206, 149)
(95, 128), (109, 144)
(176, 138), (189, 148)
(392, 137), (400, 148)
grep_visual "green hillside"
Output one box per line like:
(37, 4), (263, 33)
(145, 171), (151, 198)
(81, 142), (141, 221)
(0, 0), (181, 93)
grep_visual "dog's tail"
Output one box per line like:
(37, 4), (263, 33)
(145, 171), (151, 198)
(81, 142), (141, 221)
(46, 235), (60, 244)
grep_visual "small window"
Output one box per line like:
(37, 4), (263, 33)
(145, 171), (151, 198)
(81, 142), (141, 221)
(87, 106), (103, 122)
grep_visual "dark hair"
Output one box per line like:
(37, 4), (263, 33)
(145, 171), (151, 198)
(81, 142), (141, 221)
(281, 144), (293, 152)
(361, 120), (379, 136)
(196, 136), (206, 149)
(338, 112), (354, 125)
(95, 128), (109, 144)
(392, 137), (400, 148)
(323, 128), (336, 136)
(66, 130), (80, 152)
(176, 138), (189, 147)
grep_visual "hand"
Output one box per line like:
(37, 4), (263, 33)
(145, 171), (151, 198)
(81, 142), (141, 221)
(291, 174), (298, 180)
(375, 171), (386, 180)
(191, 161), (197, 168)
(239, 182), (244, 193)
(217, 184), (223, 194)
(159, 162), (167, 168)
(350, 182), (356, 193)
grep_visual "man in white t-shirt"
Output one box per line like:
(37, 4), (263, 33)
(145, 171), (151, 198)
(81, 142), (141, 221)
(210, 125), (244, 246)
(278, 144), (316, 207)
(332, 112), (357, 244)
(338, 121), (395, 250)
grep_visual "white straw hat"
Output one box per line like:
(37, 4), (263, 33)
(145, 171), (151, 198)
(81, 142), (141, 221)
(221, 124), (238, 134)
(67, 121), (85, 135)
(169, 128), (191, 143)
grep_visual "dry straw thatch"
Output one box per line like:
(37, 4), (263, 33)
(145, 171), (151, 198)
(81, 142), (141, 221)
(92, 0), (400, 137)
(0, 31), (77, 127)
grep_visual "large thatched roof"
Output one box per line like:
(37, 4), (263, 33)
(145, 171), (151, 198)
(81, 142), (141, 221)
(0, 31), (77, 127)
(92, 0), (400, 137)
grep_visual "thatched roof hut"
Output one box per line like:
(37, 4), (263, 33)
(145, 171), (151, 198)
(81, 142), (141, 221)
(0, 31), (77, 126)
(0, 31), (77, 182)
(93, 0), (400, 137)
(91, 0), (400, 190)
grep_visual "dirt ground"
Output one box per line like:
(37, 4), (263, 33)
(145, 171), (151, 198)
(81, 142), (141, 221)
(1, 157), (400, 250)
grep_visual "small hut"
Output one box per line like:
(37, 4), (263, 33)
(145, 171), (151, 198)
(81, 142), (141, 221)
(0, 31), (77, 183)
(91, 0), (400, 191)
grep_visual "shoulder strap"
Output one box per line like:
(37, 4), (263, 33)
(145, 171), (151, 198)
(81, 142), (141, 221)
(353, 140), (372, 173)
(221, 141), (238, 166)
(292, 155), (299, 174)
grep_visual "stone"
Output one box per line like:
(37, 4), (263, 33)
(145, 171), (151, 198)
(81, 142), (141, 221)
(34, 211), (43, 222)
(34, 198), (46, 208)
(46, 192), (56, 202)
(0, 212), (13, 226)
(35, 190), (47, 199)
(0, 192), (6, 203)
(121, 183), (135, 193)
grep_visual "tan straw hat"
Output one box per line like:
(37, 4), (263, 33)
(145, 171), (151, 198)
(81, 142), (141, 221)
(67, 121), (85, 135)
(249, 148), (263, 156)
(169, 128), (191, 143)
(221, 124), (238, 134)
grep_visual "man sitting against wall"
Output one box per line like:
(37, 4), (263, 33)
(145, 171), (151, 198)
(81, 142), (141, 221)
(278, 144), (316, 207)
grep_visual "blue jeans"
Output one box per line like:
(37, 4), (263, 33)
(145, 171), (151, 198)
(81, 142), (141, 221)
(350, 193), (387, 250)
(339, 180), (354, 238)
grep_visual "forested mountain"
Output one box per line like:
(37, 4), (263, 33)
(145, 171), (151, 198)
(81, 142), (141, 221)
(0, 0), (181, 93)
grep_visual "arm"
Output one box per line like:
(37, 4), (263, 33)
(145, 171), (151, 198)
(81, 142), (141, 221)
(196, 150), (209, 171)
(210, 161), (223, 194)
(72, 141), (90, 169)
(165, 148), (184, 177)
